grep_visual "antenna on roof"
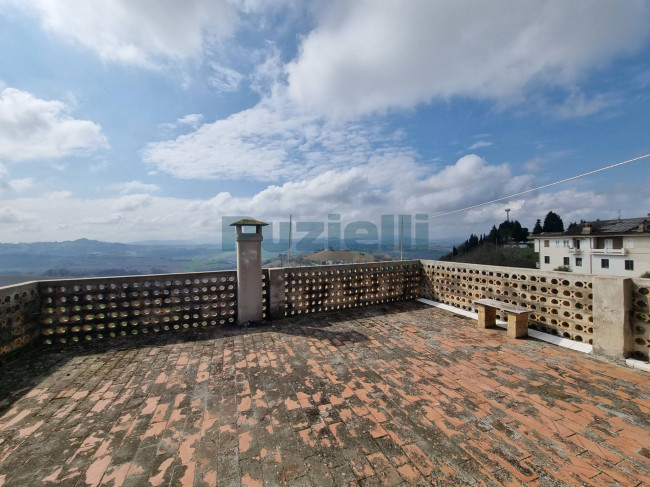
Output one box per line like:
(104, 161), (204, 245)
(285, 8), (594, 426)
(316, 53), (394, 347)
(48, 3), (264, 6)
(617, 209), (621, 220)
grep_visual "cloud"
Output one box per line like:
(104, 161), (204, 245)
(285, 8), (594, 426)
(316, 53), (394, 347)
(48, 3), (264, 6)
(8, 0), (238, 68)
(111, 180), (160, 195)
(160, 114), (205, 132)
(467, 140), (493, 150)
(208, 63), (244, 91)
(8, 178), (34, 192)
(176, 114), (204, 129)
(0, 87), (108, 162)
(0, 207), (31, 224)
(285, 0), (650, 117)
(550, 89), (618, 119)
(141, 1), (650, 185)
(2, 153), (646, 243)
(144, 101), (395, 181)
(45, 190), (73, 199)
(112, 194), (154, 211)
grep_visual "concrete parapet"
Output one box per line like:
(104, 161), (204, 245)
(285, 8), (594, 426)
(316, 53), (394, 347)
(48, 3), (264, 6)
(267, 268), (286, 320)
(592, 276), (633, 358)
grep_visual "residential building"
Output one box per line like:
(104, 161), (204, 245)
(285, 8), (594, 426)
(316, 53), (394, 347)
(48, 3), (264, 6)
(533, 214), (650, 276)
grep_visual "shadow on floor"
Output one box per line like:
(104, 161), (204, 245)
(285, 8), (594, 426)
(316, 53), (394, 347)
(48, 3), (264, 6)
(0, 301), (426, 415)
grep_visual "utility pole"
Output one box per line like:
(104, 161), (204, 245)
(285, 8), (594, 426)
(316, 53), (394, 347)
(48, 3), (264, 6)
(399, 216), (404, 261)
(287, 214), (292, 262)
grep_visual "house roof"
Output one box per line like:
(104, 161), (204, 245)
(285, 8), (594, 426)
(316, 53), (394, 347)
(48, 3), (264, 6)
(533, 216), (649, 238)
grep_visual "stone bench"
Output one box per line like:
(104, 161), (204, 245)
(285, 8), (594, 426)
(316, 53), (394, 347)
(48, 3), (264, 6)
(474, 298), (533, 339)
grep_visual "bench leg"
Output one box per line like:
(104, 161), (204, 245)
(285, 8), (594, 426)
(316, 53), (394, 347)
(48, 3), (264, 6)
(477, 305), (496, 329)
(507, 313), (528, 339)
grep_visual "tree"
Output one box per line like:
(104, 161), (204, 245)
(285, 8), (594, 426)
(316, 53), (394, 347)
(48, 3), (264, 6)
(511, 221), (529, 242)
(488, 225), (500, 244)
(532, 219), (543, 234)
(542, 211), (564, 233)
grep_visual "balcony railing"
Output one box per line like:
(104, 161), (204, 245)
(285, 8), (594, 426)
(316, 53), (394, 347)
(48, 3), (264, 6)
(591, 248), (627, 255)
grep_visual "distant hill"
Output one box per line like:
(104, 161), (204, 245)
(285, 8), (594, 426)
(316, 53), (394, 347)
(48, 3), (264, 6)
(0, 238), (454, 285)
(440, 219), (537, 269)
(0, 239), (239, 279)
(264, 248), (398, 268)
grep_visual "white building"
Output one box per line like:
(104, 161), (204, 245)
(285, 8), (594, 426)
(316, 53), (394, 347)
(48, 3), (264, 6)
(533, 215), (650, 276)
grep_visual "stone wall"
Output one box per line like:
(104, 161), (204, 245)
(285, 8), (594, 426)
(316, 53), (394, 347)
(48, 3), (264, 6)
(631, 278), (650, 360)
(39, 271), (237, 345)
(420, 260), (596, 344)
(1, 261), (646, 361)
(0, 282), (40, 363)
(267, 261), (421, 318)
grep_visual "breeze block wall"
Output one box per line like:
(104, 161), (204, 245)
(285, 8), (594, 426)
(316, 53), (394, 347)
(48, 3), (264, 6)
(0, 282), (41, 363)
(631, 278), (650, 360)
(38, 270), (237, 345)
(272, 261), (421, 318)
(420, 260), (596, 344)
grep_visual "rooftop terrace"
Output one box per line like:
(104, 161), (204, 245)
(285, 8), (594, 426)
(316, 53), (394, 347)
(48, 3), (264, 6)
(1, 301), (649, 486)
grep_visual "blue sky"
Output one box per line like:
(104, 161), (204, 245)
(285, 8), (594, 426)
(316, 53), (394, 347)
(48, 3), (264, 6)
(1, 0), (649, 244)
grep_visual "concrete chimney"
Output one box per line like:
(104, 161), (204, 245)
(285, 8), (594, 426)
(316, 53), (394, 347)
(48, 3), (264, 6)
(230, 219), (268, 324)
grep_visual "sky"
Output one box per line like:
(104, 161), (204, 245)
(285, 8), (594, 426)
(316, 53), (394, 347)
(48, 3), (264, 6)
(1, 0), (649, 245)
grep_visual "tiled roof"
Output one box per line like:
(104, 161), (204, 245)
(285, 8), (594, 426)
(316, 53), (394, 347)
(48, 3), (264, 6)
(1, 302), (649, 485)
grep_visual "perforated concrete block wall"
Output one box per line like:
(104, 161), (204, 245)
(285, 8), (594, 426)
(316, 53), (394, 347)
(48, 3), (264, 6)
(0, 282), (40, 362)
(282, 261), (420, 317)
(38, 271), (237, 345)
(630, 278), (650, 360)
(420, 260), (595, 344)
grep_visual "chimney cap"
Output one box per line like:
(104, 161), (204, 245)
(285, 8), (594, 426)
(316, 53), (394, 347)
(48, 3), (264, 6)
(230, 218), (269, 227)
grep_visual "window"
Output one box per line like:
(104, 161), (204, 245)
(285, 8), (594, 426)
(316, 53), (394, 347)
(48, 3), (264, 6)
(575, 257), (582, 267)
(563, 240), (570, 247)
(555, 240), (560, 248)
(601, 259), (609, 269)
(626, 239), (634, 249)
(544, 256), (550, 264)
(575, 239), (581, 249)
(563, 257), (570, 266)
(625, 260), (634, 271)
(544, 240), (549, 248)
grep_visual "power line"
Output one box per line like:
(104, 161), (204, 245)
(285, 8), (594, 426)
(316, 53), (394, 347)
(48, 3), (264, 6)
(428, 153), (650, 219)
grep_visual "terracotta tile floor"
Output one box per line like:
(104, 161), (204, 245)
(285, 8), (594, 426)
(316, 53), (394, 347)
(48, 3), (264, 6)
(0, 302), (649, 486)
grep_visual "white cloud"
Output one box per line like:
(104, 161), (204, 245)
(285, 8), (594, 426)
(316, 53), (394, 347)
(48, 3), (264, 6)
(160, 114), (205, 132)
(0, 207), (31, 224)
(550, 89), (618, 119)
(8, 178), (34, 192)
(142, 1), (650, 184)
(143, 97), (418, 181)
(112, 194), (154, 211)
(467, 140), (493, 150)
(111, 180), (160, 195)
(208, 63), (244, 92)
(286, 0), (650, 117)
(176, 114), (204, 129)
(1, 154), (646, 243)
(45, 190), (73, 199)
(0, 162), (6, 176)
(250, 44), (284, 97)
(8, 0), (238, 68)
(0, 87), (108, 162)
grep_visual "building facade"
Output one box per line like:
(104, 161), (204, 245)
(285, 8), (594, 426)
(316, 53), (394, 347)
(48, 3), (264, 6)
(533, 215), (650, 276)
